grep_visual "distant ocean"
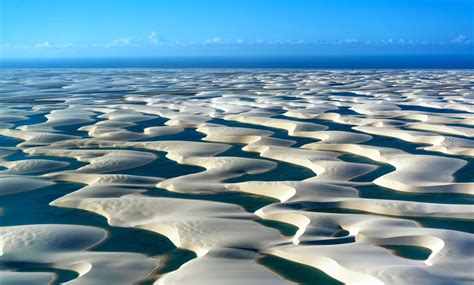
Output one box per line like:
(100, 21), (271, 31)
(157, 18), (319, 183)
(1, 55), (473, 69)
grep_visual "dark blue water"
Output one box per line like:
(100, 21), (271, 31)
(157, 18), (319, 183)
(1, 55), (473, 69)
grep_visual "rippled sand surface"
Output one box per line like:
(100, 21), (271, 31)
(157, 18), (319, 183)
(0, 69), (473, 285)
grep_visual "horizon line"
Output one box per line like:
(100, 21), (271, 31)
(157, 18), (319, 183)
(1, 54), (473, 69)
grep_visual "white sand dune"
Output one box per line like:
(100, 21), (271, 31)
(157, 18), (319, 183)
(25, 147), (157, 174)
(263, 212), (473, 284)
(0, 272), (55, 285)
(303, 142), (473, 194)
(0, 159), (69, 174)
(0, 69), (472, 284)
(157, 248), (291, 285)
(0, 176), (53, 196)
(0, 224), (159, 285)
(0, 128), (80, 147)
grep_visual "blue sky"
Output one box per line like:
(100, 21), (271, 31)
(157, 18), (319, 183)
(1, 0), (473, 58)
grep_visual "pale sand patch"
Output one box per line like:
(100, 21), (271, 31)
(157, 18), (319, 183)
(0, 176), (53, 196)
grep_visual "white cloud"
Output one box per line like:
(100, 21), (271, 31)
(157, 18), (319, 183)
(204, 38), (261, 45)
(452, 34), (470, 44)
(104, 33), (166, 47)
(35, 41), (53, 48)
(147, 32), (159, 44)
(343, 38), (358, 44)
(12, 35), (473, 52)
(204, 37), (224, 44)
(35, 41), (72, 49)
(105, 37), (137, 48)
